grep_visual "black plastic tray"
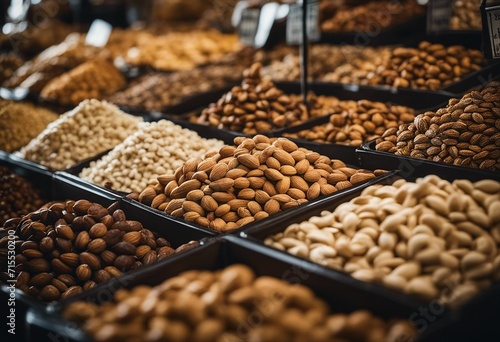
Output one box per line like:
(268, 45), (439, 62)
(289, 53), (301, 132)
(128, 170), (399, 237)
(262, 82), (454, 165)
(26, 236), (432, 342)
(320, 15), (426, 46)
(0, 169), (215, 340)
(165, 81), (455, 166)
(239, 177), (500, 341)
(356, 140), (500, 182)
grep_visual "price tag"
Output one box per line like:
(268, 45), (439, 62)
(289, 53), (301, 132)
(485, 5), (500, 58)
(427, 0), (453, 33)
(85, 19), (112, 47)
(238, 8), (261, 46)
(286, 1), (320, 45)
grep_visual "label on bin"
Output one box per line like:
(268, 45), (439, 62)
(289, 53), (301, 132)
(85, 19), (112, 47)
(238, 8), (261, 46)
(427, 0), (452, 33)
(286, 1), (320, 45)
(485, 6), (500, 58)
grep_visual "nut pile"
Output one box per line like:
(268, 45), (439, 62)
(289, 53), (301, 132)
(18, 99), (142, 170)
(321, 0), (425, 32)
(0, 99), (59, 153)
(134, 135), (384, 232)
(40, 59), (125, 106)
(4, 34), (100, 93)
(124, 30), (240, 71)
(450, 0), (482, 30)
(373, 41), (486, 90)
(375, 82), (500, 171)
(0, 53), (23, 84)
(0, 167), (45, 226)
(261, 45), (390, 84)
(196, 63), (343, 135)
(80, 120), (225, 193)
(285, 100), (415, 147)
(0, 200), (199, 302)
(265, 176), (500, 306)
(63, 264), (416, 342)
(108, 64), (245, 112)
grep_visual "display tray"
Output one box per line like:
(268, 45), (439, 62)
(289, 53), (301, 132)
(239, 180), (500, 341)
(258, 82), (453, 165)
(0, 171), (215, 339)
(127, 170), (399, 237)
(356, 140), (500, 182)
(165, 81), (454, 167)
(25, 236), (434, 342)
(319, 15), (426, 46)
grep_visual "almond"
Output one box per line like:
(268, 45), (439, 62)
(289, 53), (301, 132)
(226, 168), (248, 179)
(264, 199), (280, 214)
(76, 264), (92, 281)
(186, 189), (205, 201)
(210, 163), (229, 181)
(236, 216), (256, 227)
(72, 200), (93, 216)
(157, 174), (176, 186)
(171, 179), (202, 198)
(276, 177), (291, 194)
(294, 159), (310, 174)
(247, 201), (262, 215)
(272, 194), (293, 203)
(327, 171), (348, 184)
(182, 201), (206, 216)
(135, 245), (151, 259)
(211, 192), (235, 203)
(350, 173), (376, 184)
(209, 178), (234, 192)
(122, 231), (142, 245)
(228, 199), (250, 211)
(306, 182), (321, 200)
(89, 223), (108, 239)
(209, 218), (227, 232)
(55, 224), (74, 240)
(287, 188), (306, 200)
(60, 252), (80, 267)
(320, 183), (338, 196)
(52, 258), (73, 274)
(291, 176), (309, 192)
(264, 168), (284, 181)
(304, 170), (321, 183)
(238, 188), (256, 200)
(100, 250), (117, 265)
(335, 180), (353, 191)
(234, 177), (251, 189)
(165, 199), (185, 214)
(201, 196), (220, 212)
(237, 153), (260, 169)
(79, 252), (101, 271)
(248, 177), (265, 189)
(273, 149), (295, 166)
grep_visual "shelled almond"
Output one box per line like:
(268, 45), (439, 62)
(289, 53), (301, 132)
(133, 135), (385, 232)
(265, 175), (500, 306)
(284, 100), (415, 147)
(375, 82), (500, 170)
(0, 200), (199, 302)
(63, 264), (416, 342)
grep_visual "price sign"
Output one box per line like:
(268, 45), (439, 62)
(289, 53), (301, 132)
(485, 5), (500, 58)
(286, 1), (320, 45)
(238, 8), (260, 46)
(85, 19), (112, 47)
(427, 0), (453, 33)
